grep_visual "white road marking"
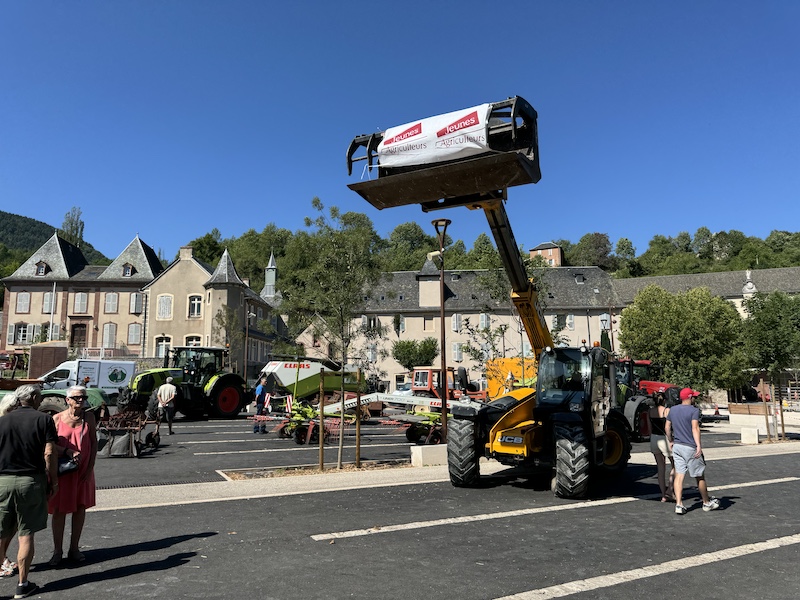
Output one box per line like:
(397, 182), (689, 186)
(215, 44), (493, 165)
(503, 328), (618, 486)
(310, 477), (799, 541)
(494, 532), (800, 599)
(194, 442), (411, 455)
(183, 433), (406, 444)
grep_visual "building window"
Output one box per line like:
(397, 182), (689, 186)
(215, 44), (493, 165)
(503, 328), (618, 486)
(566, 314), (575, 331)
(73, 292), (88, 314)
(129, 292), (143, 314)
(155, 336), (171, 359)
(16, 292), (31, 314)
(451, 313), (462, 332)
(423, 316), (435, 332)
(479, 313), (489, 329)
(36, 263), (47, 276)
(10, 324), (34, 345)
(157, 295), (173, 320)
(127, 323), (142, 345)
(185, 335), (201, 346)
(367, 344), (377, 363)
(102, 323), (117, 349)
(104, 292), (118, 314)
(122, 263), (135, 277)
(188, 295), (202, 318)
(42, 291), (55, 314)
(398, 315), (406, 333)
(452, 343), (463, 362)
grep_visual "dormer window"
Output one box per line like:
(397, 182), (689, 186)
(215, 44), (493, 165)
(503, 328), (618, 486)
(35, 262), (49, 276)
(122, 263), (135, 277)
(575, 274), (585, 284)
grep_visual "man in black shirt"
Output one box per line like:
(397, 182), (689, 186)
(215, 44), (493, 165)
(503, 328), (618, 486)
(0, 385), (58, 598)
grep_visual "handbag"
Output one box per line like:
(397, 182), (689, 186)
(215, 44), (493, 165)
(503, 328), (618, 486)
(58, 455), (79, 475)
(57, 417), (85, 476)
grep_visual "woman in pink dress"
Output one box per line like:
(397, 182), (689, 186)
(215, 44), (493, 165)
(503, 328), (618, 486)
(48, 386), (97, 565)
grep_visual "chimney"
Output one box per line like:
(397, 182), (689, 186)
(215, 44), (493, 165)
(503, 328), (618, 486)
(179, 246), (194, 260)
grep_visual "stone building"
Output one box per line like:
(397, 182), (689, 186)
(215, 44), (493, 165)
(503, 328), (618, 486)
(2, 233), (163, 356)
(141, 246), (284, 383)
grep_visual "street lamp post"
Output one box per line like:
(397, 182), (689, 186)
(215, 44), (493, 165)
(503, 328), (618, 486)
(432, 218), (451, 441)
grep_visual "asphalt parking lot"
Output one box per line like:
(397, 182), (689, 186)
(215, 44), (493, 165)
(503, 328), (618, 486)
(5, 413), (800, 600)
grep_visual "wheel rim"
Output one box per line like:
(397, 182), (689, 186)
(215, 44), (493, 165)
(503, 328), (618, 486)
(216, 386), (241, 414)
(605, 428), (624, 465)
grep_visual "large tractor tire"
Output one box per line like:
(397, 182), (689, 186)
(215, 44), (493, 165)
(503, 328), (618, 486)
(38, 397), (67, 416)
(632, 402), (651, 442)
(600, 417), (632, 476)
(211, 384), (244, 418)
(554, 423), (590, 499)
(147, 393), (160, 421)
(405, 424), (428, 443)
(447, 418), (480, 487)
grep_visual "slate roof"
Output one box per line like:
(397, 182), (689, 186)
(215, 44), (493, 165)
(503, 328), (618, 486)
(3, 233), (88, 281)
(97, 235), (165, 281)
(612, 267), (800, 304)
(363, 267), (507, 315)
(362, 264), (798, 317)
(205, 249), (245, 287)
(530, 241), (561, 251)
(538, 267), (617, 311)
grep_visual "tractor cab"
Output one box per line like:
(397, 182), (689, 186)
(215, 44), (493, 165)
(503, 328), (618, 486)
(169, 347), (226, 386)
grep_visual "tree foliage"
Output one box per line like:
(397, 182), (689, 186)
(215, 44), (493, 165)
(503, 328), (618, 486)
(391, 338), (439, 372)
(741, 291), (800, 377)
(60, 206), (84, 248)
(618, 285), (747, 390)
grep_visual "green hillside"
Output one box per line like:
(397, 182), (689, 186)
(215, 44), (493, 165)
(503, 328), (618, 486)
(0, 210), (109, 264)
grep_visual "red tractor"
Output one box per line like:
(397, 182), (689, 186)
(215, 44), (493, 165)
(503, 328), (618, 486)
(615, 358), (679, 442)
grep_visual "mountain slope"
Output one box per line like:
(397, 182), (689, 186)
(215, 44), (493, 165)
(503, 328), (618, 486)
(0, 210), (109, 264)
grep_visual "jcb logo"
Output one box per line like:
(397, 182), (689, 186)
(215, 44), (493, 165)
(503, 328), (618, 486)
(499, 435), (523, 444)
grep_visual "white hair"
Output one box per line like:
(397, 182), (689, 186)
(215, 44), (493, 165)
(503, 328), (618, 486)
(12, 384), (41, 408)
(0, 392), (20, 417)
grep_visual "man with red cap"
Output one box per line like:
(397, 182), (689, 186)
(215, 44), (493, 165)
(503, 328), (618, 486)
(665, 387), (720, 515)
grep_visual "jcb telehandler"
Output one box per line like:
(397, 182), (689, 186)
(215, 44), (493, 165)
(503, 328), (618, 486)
(346, 95), (631, 498)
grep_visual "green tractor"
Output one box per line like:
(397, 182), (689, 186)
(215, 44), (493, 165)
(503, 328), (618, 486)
(117, 346), (247, 419)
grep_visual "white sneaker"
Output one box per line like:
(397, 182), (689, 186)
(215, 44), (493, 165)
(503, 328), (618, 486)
(675, 504), (687, 515)
(703, 497), (721, 512)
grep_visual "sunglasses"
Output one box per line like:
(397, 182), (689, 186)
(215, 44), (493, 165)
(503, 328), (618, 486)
(68, 395), (88, 400)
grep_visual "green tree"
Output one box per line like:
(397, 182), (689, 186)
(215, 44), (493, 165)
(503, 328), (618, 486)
(380, 222), (437, 271)
(391, 338), (439, 372)
(186, 229), (224, 265)
(212, 306), (242, 371)
(618, 285), (745, 390)
(741, 292), (800, 377)
(279, 199), (384, 466)
(568, 232), (615, 270)
(60, 206), (84, 248)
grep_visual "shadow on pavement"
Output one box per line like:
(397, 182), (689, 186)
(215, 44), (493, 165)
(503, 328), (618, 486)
(32, 531), (217, 594)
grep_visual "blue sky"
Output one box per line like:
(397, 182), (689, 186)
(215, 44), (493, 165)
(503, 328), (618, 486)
(2, 2), (798, 262)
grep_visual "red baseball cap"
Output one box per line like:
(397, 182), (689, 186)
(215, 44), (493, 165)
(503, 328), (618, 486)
(680, 388), (700, 400)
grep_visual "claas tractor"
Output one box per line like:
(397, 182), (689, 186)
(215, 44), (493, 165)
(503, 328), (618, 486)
(117, 346), (246, 419)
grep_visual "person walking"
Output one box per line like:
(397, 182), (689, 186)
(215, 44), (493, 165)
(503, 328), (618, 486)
(156, 377), (177, 435)
(48, 386), (97, 566)
(0, 384), (58, 598)
(647, 390), (674, 502)
(666, 387), (720, 515)
(253, 376), (268, 434)
(0, 392), (20, 580)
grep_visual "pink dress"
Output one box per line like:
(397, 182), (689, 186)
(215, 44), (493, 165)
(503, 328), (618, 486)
(48, 417), (96, 513)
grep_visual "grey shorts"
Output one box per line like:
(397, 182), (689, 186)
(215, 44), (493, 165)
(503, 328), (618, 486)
(0, 473), (49, 537)
(672, 443), (706, 478)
